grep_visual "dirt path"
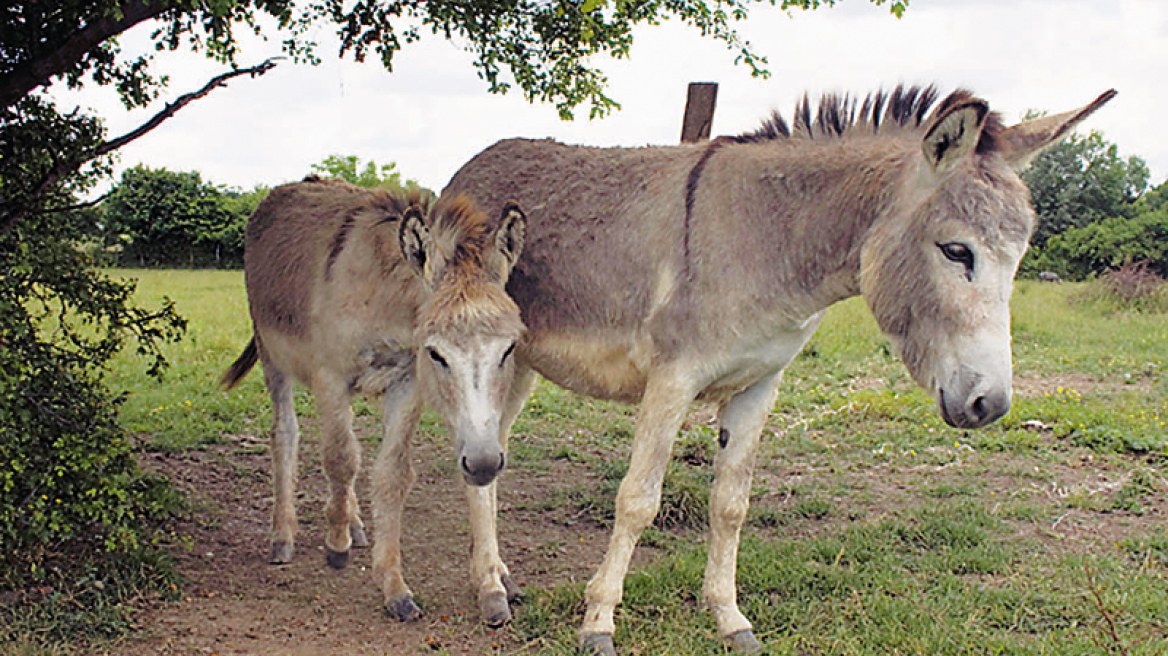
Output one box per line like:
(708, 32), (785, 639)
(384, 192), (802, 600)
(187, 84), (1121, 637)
(105, 426), (610, 656)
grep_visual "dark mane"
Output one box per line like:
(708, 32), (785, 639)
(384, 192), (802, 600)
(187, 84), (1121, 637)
(730, 85), (1003, 152)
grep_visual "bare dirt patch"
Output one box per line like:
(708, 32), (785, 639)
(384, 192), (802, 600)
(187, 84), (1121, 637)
(1013, 372), (1153, 397)
(102, 423), (610, 656)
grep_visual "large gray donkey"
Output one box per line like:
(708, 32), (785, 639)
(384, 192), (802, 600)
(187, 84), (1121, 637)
(435, 85), (1115, 655)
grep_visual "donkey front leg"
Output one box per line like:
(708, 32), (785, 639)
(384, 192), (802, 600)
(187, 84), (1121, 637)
(313, 374), (364, 569)
(263, 363), (301, 564)
(466, 483), (514, 628)
(372, 373), (424, 621)
(580, 371), (697, 656)
(466, 366), (535, 627)
(704, 371), (783, 653)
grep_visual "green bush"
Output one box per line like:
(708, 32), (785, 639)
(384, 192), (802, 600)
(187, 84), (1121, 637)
(0, 201), (186, 635)
(0, 345), (175, 571)
(1025, 209), (1168, 281)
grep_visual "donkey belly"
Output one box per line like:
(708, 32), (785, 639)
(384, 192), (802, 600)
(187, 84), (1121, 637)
(522, 309), (825, 407)
(258, 325), (412, 399)
(522, 330), (648, 404)
(696, 312), (826, 404)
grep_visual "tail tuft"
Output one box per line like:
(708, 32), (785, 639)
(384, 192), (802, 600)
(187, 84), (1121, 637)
(220, 337), (259, 390)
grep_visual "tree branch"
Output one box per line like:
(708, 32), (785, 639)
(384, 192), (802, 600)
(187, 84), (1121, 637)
(0, 1), (171, 110)
(27, 192), (112, 218)
(96, 57), (282, 158)
(1, 58), (282, 236)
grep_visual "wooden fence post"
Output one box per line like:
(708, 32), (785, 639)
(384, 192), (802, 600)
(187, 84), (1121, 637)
(680, 82), (718, 143)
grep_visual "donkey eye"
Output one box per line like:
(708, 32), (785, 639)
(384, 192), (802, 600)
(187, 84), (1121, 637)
(938, 242), (975, 280)
(500, 342), (516, 367)
(427, 347), (448, 370)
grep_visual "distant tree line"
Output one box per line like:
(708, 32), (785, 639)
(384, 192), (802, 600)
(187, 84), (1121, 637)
(1020, 129), (1166, 281)
(100, 135), (1166, 281)
(96, 156), (427, 268)
(98, 165), (263, 268)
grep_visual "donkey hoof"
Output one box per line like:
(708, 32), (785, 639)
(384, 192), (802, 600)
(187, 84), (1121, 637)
(481, 590), (512, 628)
(387, 595), (422, 623)
(269, 541), (292, 564)
(325, 548), (350, 570)
(502, 573), (522, 602)
(580, 633), (617, 656)
(728, 629), (762, 654)
(349, 523), (369, 549)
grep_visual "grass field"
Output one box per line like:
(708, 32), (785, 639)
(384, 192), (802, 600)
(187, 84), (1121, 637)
(88, 270), (1168, 654)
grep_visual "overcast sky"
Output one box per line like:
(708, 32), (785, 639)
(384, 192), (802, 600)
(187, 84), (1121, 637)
(56, 0), (1166, 194)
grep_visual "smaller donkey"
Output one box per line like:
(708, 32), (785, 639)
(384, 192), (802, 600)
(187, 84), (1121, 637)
(221, 176), (527, 626)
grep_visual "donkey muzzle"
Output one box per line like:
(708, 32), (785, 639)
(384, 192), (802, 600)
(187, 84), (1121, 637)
(460, 449), (506, 487)
(939, 387), (1011, 429)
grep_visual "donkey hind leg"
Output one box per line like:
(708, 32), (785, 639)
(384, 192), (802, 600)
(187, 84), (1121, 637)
(703, 371), (783, 653)
(467, 365), (535, 627)
(580, 370), (697, 656)
(371, 372), (423, 622)
(313, 373), (363, 570)
(265, 363), (300, 564)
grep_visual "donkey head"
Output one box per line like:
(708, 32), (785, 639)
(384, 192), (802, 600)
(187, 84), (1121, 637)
(861, 90), (1115, 429)
(400, 195), (527, 486)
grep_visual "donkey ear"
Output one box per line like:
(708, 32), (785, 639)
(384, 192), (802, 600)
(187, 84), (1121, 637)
(398, 205), (432, 279)
(997, 89), (1117, 171)
(922, 99), (989, 174)
(494, 201), (526, 271)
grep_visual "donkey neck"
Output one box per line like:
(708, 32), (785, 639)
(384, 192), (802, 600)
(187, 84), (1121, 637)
(706, 137), (913, 315)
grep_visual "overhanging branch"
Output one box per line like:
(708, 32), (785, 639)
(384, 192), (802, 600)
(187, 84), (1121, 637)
(96, 57), (282, 157)
(2, 58), (281, 236)
(27, 192), (112, 218)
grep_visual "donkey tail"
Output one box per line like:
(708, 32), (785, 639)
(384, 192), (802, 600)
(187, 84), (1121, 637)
(220, 336), (259, 390)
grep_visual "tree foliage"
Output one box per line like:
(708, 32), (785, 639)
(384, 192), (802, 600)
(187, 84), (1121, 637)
(1, 61), (185, 606)
(3, 0), (908, 123)
(1, 1), (275, 614)
(1017, 125), (1157, 281)
(1133, 176), (1168, 215)
(310, 154), (426, 193)
(98, 158), (428, 269)
(0, 96), (113, 233)
(1021, 129), (1149, 250)
(101, 165), (265, 268)
(1026, 183), (1168, 282)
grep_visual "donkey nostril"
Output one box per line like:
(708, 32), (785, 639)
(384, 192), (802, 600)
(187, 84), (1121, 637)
(460, 455), (471, 475)
(971, 395), (988, 421)
(498, 453), (506, 472)
(968, 391), (1010, 427)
